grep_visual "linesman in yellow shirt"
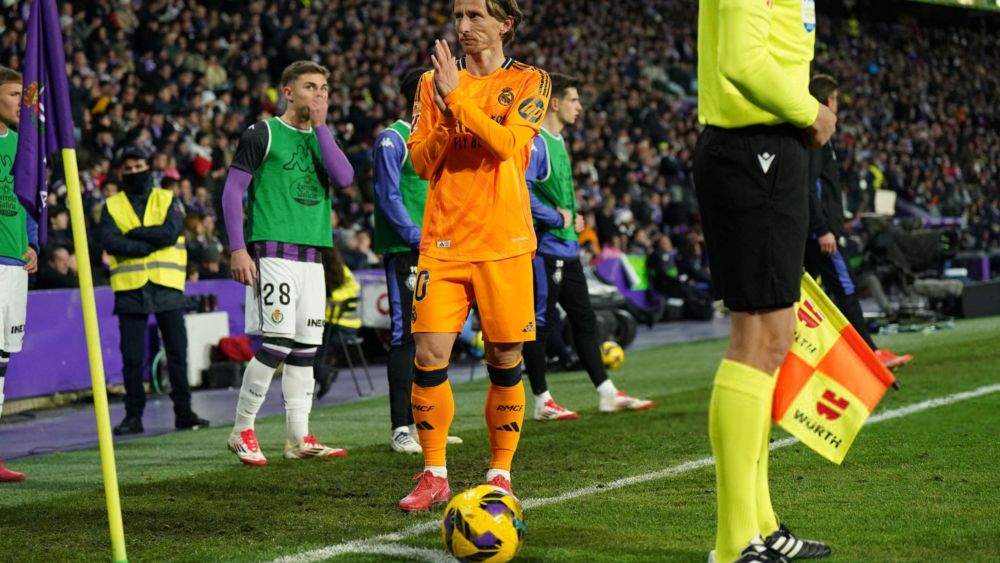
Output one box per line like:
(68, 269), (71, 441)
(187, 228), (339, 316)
(694, 1), (836, 562)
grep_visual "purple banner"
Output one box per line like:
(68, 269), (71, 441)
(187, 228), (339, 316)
(5, 273), (390, 400)
(5, 279), (247, 401)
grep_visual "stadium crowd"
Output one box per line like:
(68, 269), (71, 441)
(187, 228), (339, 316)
(0, 0), (995, 294)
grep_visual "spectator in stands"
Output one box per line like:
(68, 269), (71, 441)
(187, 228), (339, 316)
(35, 246), (78, 290)
(0, 0), (991, 287)
(190, 185), (214, 218)
(182, 214), (205, 262)
(45, 205), (73, 253)
(647, 233), (713, 321)
(339, 229), (379, 271)
(101, 178), (119, 200)
(198, 243), (226, 280)
(176, 178), (196, 212)
(678, 232), (712, 290)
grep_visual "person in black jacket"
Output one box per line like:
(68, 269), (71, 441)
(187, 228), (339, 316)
(804, 75), (911, 369)
(34, 245), (78, 289)
(98, 147), (209, 435)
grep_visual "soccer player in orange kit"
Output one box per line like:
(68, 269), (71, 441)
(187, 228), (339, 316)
(397, 0), (550, 512)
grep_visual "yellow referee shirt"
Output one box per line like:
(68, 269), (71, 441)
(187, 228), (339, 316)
(698, 0), (821, 129)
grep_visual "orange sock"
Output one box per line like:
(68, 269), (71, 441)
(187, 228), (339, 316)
(412, 362), (454, 468)
(485, 360), (526, 471)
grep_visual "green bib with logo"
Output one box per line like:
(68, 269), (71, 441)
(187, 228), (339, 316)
(533, 128), (577, 241)
(374, 121), (428, 254)
(248, 117), (332, 247)
(0, 130), (27, 260)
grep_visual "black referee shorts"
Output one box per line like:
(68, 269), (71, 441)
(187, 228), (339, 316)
(693, 124), (809, 312)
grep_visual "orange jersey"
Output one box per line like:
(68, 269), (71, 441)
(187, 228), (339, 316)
(408, 57), (551, 262)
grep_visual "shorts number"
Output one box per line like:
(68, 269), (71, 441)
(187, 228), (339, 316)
(414, 270), (430, 302)
(262, 283), (291, 306)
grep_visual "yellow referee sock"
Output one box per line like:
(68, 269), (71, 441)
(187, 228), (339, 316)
(756, 373), (780, 539)
(709, 359), (774, 563)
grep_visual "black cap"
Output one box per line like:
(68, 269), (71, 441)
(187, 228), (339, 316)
(113, 145), (149, 167)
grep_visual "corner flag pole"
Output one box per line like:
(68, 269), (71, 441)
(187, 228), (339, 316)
(14, 0), (127, 560)
(63, 149), (128, 563)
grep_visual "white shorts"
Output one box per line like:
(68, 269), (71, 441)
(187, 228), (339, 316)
(0, 264), (28, 353)
(245, 257), (326, 346)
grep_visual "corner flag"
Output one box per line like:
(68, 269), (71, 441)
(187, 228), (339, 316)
(773, 273), (897, 464)
(13, 0), (76, 245)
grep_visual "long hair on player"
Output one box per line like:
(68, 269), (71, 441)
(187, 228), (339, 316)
(483, 0), (523, 44)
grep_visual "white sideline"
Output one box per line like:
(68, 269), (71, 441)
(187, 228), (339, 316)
(271, 383), (1000, 563)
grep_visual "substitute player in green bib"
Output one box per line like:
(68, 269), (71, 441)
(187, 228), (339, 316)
(522, 73), (652, 420)
(222, 61), (354, 465)
(0, 66), (38, 483)
(373, 68), (430, 453)
(373, 68), (464, 455)
(694, 1), (836, 562)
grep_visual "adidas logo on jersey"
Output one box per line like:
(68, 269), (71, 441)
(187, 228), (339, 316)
(522, 322), (535, 333)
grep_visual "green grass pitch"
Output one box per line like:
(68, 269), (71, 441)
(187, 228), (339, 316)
(2, 317), (998, 562)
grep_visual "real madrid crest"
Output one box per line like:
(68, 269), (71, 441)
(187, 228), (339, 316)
(498, 87), (515, 107)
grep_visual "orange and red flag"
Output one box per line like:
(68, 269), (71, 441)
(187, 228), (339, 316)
(773, 274), (897, 464)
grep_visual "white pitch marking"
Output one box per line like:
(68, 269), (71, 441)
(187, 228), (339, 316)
(272, 384), (1000, 562)
(273, 542), (454, 563)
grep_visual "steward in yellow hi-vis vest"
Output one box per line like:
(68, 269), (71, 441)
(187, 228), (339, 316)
(97, 147), (208, 436)
(106, 188), (186, 291)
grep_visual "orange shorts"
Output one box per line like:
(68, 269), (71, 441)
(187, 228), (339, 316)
(411, 253), (536, 343)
